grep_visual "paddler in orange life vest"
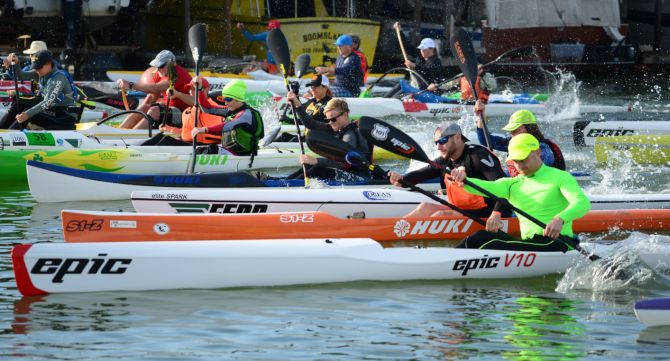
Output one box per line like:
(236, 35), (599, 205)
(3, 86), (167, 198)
(349, 34), (369, 85)
(474, 101), (566, 176)
(388, 122), (511, 222)
(190, 79), (265, 157)
(140, 76), (212, 146)
(116, 50), (193, 129)
(426, 64), (497, 102)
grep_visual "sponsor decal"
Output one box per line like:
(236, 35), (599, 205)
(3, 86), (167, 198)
(26, 132), (56, 146)
(452, 252), (537, 276)
(370, 123), (390, 141)
(152, 176), (201, 185)
(429, 107), (462, 116)
(197, 154), (229, 166)
(98, 151), (118, 160)
(585, 128), (635, 138)
(210, 203), (269, 214)
(393, 218), (491, 237)
(362, 190), (392, 201)
(57, 138), (63, 146)
(110, 220), (137, 229)
(480, 155), (495, 167)
(31, 253), (131, 283)
(393, 219), (411, 237)
(153, 223), (170, 235)
(11, 133), (27, 146)
(0, 136), (4, 150)
(454, 41), (466, 64)
(279, 213), (314, 223)
(65, 219), (104, 232)
(390, 137), (415, 154)
(64, 138), (80, 148)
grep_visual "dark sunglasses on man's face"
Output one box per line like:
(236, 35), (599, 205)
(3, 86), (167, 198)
(217, 96), (234, 103)
(434, 136), (451, 145)
(326, 112), (344, 123)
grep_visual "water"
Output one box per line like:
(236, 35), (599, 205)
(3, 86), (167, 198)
(2, 74), (670, 360)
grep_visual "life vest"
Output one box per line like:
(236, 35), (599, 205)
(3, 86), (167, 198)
(221, 105), (265, 155)
(42, 68), (78, 103)
(353, 49), (369, 84)
(180, 107), (227, 144)
(443, 173), (488, 210)
(506, 138), (566, 176)
(543, 138), (566, 170)
(459, 75), (489, 103)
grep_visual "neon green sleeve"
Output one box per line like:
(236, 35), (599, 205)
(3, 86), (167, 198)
(463, 177), (515, 200)
(555, 174), (591, 222)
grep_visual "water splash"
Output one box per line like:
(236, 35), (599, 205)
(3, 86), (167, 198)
(542, 69), (582, 120)
(556, 234), (670, 293)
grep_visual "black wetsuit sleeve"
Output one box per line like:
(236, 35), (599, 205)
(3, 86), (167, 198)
(403, 157), (444, 185)
(469, 146), (509, 214)
(296, 106), (331, 133)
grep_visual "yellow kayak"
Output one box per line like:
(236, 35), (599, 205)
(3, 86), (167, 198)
(594, 134), (670, 165)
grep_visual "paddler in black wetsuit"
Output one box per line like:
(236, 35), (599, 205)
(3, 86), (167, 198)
(286, 96), (376, 181)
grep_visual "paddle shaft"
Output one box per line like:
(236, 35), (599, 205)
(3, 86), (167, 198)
(189, 60), (201, 173)
(10, 60), (21, 114)
(429, 160), (599, 260)
(395, 26), (409, 62)
(281, 65), (309, 183)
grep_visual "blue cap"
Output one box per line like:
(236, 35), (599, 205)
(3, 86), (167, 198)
(334, 35), (353, 46)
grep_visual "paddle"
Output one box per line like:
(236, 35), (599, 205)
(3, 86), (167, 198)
(187, 23), (207, 174)
(359, 67), (429, 98)
(277, 53), (310, 124)
(450, 28), (492, 149)
(267, 28), (310, 186)
(393, 22), (421, 89)
(161, 60), (177, 129)
(9, 55), (26, 130)
(430, 46), (533, 92)
(357, 116), (601, 261)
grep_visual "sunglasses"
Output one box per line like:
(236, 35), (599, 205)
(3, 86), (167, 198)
(326, 112), (344, 123)
(216, 96), (235, 103)
(434, 136), (451, 145)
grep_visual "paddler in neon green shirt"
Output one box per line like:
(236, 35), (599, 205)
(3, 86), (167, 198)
(450, 133), (591, 252)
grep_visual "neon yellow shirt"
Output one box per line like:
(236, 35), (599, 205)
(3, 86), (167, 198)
(464, 164), (591, 239)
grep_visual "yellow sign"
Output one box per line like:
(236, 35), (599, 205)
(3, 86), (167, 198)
(279, 17), (381, 66)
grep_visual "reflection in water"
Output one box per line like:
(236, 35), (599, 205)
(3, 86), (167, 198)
(637, 325), (670, 346)
(501, 296), (585, 361)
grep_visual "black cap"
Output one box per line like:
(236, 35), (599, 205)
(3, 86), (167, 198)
(306, 74), (329, 87)
(31, 50), (53, 70)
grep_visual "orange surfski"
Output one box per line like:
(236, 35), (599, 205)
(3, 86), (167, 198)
(61, 209), (670, 244)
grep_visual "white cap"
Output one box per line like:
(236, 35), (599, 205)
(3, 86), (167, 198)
(417, 38), (436, 50)
(149, 50), (176, 67)
(23, 41), (48, 55)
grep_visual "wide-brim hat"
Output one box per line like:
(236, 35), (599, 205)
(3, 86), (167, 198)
(23, 40), (48, 55)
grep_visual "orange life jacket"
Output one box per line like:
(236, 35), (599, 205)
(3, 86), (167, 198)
(443, 174), (488, 210)
(459, 75), (489, 103)
(180, 107), (226, 144)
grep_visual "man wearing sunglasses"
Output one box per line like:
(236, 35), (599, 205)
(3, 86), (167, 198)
(285, 94), (374, 180)
(388, 122), (510, 223)
(3, 50), (78, 130)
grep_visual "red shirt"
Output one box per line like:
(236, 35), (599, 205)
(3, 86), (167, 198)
(152, 64), (192, 111)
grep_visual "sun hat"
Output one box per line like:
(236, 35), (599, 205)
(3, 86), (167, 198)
(221, 79), (247, 102)
(502, 109), (537, 132)
(149, 50), (176, 67)
(417, 38), (436, 49)
(334, 35), (353, 46)
(23, 40), (48, 55)
(508, 133), (540, 161)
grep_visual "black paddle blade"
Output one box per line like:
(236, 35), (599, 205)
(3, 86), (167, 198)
(357, 116), (430, 163)
(267, 28), (291, 77)
(450, 28), (478, 93)
(305, 130), (355, 161)
(188, 23), (207, 64)
(294, 53), (311, 78)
